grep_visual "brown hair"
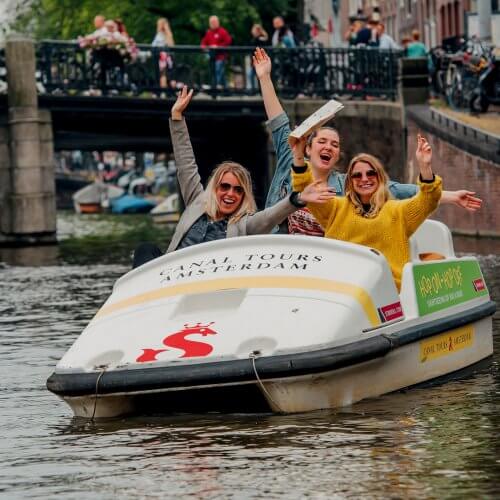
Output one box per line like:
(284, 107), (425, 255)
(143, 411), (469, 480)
(345, 153), (392, 218)
(306, 126), (340, 147)
(205, 161), (257, 223)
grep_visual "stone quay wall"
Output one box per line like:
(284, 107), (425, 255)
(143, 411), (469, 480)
(406, 115), (499, 237)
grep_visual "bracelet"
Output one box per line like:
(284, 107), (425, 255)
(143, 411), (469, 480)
(292, 163), (307, 173)
(289, 191), (307, 208)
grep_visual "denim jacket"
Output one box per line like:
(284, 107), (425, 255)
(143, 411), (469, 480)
(265, 112), (418, 210)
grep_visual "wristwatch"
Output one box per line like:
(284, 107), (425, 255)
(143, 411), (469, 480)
(289, 191), (307, 208)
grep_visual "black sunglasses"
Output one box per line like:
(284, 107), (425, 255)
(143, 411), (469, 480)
(219, 182), (244, 195)
(351, 169), (378, 179)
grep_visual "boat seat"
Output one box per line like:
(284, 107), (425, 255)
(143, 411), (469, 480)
(409, 220), (455, 261)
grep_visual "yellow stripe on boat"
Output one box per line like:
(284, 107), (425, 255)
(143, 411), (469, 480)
(95, 276), (380, 326)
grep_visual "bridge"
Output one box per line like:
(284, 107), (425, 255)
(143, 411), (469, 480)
(1, 38), (409, 245)
(15, 37), (480, 244)
(0, 40), (401, 151)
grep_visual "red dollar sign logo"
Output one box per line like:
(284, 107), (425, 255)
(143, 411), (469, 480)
(136, 322), (217, 362)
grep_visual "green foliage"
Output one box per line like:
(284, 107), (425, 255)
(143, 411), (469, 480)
(16, 0), (296, 44)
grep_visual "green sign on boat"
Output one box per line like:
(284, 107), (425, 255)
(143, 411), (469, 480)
(413, 260), (488, 316)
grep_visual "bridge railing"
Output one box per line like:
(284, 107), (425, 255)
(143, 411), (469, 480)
(0, 48), (6, 95)
(30, 41), (401, 100)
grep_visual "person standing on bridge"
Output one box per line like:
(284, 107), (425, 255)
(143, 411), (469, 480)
(201, 15), (232, 89)
(132, 86), (322, 268)
(92, 15), (108, 37)
(406, 30), (427, 58)
(152, 18), (176, 90)
(252, 47), (482, 236)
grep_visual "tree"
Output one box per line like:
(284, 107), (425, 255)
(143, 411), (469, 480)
(13, 0), (297, 44)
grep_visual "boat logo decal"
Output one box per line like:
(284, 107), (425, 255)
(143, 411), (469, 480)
(473, 278), (485, 292)
(378, 301), (403, 322)
(419, 326), (474, 363)
(136, 322), (217, 363)
(413, 261), (488, 316)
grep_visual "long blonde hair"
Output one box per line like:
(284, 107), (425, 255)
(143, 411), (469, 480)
(205, 162), (257, 223)
(345, 153), (392, 218)
(157, 17), (175, 46)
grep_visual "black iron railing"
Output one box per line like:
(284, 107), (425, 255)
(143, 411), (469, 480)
(0, 49), (6, 94)
(34, 40), (401, 100)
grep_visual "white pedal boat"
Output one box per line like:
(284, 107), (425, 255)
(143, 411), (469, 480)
(47, 220), (496, 418)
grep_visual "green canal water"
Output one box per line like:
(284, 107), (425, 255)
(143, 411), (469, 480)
(0, 212), (499, 498)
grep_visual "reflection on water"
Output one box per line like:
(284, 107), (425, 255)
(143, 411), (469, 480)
(0, 213), (499, 498)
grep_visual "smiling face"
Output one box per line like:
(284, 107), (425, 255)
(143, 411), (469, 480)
(350, 160), (379, 203)
(215, 172), (244, 217)
(306, 128), (340, 174)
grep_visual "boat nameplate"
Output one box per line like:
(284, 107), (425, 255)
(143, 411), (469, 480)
(419, 325), (474, 363)
(413, 260), (488, 316)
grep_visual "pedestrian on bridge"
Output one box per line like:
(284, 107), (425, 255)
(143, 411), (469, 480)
(153, 18), (176, 90)
(200, 15), (232, 89)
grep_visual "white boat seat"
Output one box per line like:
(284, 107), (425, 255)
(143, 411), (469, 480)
(409, 220), (455, 261)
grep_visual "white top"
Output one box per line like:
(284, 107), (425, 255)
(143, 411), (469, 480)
(379, 33), (400, 50)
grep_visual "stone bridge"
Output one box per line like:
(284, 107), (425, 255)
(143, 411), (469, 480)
(0, 37), (497, 243)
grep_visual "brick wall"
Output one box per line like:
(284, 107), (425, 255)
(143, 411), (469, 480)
(407, 118), (500, 237)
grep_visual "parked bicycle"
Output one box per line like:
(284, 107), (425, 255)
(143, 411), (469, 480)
(469, 45), (500, 113)
(446, 51), (484, 110)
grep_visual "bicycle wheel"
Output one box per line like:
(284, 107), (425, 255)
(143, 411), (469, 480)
(447, 73), (465, 109)
(469, 90), (489, 113)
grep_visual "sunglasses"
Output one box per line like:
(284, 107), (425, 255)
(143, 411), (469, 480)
(351, 169), (378, 179)
(219, 182), (244, 195)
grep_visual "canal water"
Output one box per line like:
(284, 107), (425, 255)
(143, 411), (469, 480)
(1, 213), (499, 499)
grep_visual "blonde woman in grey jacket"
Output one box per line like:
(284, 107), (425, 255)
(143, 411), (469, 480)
(132, 86), (321, 268)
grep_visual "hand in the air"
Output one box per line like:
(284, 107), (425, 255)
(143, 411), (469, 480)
(416, 133), (432, 166)
(252, 47), (272, 79)
(171, 86), (194, 119)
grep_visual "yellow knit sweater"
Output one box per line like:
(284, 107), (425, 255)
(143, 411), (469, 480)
(292, 167), (442, 289)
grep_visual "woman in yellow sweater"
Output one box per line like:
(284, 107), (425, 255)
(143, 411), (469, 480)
(292, 134), (442, 290)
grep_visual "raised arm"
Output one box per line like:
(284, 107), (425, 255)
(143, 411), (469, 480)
(253, 47), (284, 120)
(169, 86), (204, 206)
(400, 134), (442, 235)
(254, 48), (295, 208)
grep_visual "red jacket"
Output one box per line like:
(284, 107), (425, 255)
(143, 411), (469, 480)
(200, 27), (232, 60)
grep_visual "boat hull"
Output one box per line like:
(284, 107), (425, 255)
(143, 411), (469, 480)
(46, 231), (496, 418)
(52, 310), (494, 418)
(77, 202), (102, 214)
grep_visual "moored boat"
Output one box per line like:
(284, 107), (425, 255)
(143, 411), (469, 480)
(47, 220), (496, 418)
(73, 181), (124, 214)
(110, 194), (157, 214)
(150, 193), (180, 224)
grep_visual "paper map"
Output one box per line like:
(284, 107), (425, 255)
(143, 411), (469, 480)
(288, 99), (344, 145)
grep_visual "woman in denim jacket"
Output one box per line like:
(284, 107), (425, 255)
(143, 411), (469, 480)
(253, 48), (482, 235)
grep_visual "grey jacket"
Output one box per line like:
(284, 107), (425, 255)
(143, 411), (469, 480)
(167, 118), (298, 252)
